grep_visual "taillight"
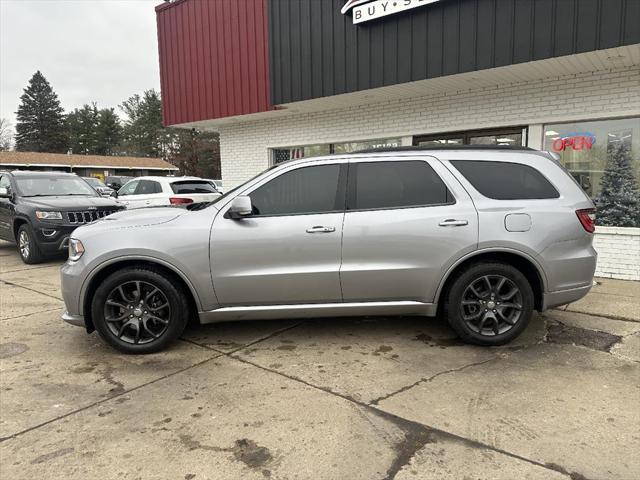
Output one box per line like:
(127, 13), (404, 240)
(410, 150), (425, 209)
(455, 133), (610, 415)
(576, 208), (596, 233)
(169, 197), (193, 205)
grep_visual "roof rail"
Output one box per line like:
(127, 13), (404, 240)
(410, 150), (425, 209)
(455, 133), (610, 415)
(354, 145), (535, 154)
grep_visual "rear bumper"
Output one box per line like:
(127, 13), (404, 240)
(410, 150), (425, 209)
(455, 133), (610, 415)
(62, 310), (85, 327)
(542, 284), (592, 311)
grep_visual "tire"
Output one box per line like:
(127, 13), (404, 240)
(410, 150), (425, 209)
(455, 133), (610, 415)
(91, 266), (189, 354)
(445, 262), (534, 346)
(17, 223), (44, 264)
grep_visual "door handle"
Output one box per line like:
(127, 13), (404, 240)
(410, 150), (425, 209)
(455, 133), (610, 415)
(306, 226), (336, 233)
(438, 219), (468, 227)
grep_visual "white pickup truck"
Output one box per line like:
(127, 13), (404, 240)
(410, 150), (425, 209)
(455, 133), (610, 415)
(114, 176), (221, 209)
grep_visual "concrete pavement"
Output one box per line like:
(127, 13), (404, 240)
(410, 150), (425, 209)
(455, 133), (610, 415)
(0, 240), (638, 479)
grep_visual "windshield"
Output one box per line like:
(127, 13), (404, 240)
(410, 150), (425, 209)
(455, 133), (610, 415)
(84, 177), (106, 188)
(16, 177), (98, 197)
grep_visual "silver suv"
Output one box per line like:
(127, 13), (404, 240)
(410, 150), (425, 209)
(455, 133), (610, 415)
(61, 146), (597, 354)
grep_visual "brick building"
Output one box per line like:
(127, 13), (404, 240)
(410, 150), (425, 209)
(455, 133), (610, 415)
(155, 0), (640, 279)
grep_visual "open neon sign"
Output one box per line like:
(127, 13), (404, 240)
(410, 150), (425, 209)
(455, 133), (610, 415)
(552, 132), (596, 152)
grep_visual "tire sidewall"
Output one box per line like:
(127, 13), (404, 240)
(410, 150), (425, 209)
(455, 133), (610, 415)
(91, 268), (188, 354)
(17, 224), (41, 264)
(447, 263), (534, 346)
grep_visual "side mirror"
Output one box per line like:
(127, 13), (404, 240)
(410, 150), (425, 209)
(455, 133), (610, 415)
(0, 187), (10, 199)
(110, 190), (118, 198)
(228, 195), (252, 219)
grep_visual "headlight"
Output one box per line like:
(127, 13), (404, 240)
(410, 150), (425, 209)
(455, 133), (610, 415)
(68, 238), (85, 261)
(35, 211), (62, 220)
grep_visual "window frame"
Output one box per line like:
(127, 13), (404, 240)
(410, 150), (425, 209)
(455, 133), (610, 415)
(346, 159), (457, 212)
(233, 162), (348, 218)
(118, 180), (140, 196)
(449, 159), (560, 201)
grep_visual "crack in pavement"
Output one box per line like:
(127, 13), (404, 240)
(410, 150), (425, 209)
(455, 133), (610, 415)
(179, 320), (305, 356)
(554, 306), (639, 323)
(0, 263), (63, 275)
(1, 307), (62, 322)
(0, 354), (221, 444)
(1, 315), (597, 479)
(368, 357), (499, 406)
(223, 351), (580, 480)
(0, 278), (64, 302)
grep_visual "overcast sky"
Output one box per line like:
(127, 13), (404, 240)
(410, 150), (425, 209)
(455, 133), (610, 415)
(0, 0), (161, 128)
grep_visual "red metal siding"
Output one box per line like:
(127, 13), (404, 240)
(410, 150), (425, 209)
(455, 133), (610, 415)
(156, 0), (271, 126)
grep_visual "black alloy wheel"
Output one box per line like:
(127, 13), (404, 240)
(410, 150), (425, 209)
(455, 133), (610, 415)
(446, 262), (533, 346)
(103, 280), (171, 345)
(91, 267), (189, 354)
(460, 275), (523, 336)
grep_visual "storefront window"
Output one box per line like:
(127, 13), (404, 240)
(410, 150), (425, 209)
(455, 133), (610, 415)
(272, 138), (401, 164)
(333, 138), (401, 153)
(544, 117), (640, 227)
(273, 144), (331, 164)
(414, 127), (524, 147)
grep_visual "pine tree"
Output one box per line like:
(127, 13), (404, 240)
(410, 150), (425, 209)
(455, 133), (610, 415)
(168, 128), (221, 177)
(119, 90), (166, 158)
(595, 141), (640, 228)
(66, 103), (99, 155)
(95, 108), (122, 156)
(15, 71), (67, 152)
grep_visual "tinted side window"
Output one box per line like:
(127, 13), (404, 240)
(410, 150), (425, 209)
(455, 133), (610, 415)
(451, 160), (559, 200)
(250, 164), (342, 216)
(350, 161), (452, 210)
(136, 180), (162, 195)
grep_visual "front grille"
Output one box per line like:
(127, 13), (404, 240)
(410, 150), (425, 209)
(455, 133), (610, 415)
(66, 209), (118, 224)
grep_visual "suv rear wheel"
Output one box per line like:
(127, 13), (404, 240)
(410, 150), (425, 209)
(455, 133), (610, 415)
(17, 223), (44, 264)
(91, 267), (189, 354)
(446, 262), (533, 346)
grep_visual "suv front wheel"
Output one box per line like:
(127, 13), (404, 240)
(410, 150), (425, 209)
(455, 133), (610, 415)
(446, 262), (534, 346)
(91, 267), (189, 354)
(17, 223), (44, 264)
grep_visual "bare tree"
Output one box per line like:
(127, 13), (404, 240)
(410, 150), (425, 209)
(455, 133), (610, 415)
(0, 118), (13, 151)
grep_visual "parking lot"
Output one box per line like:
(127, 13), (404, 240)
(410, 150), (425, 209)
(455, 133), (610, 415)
(0, 239), (638, 480)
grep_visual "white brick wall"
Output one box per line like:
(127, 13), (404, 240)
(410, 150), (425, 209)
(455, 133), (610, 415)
(219, 66), (640, 188)
(594, 227), (640, 281)
(218, 65), (640, 282)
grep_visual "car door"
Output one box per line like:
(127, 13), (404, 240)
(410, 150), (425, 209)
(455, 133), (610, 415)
(0, 174), (14, 241)
(340, 157), (478, 304)
(134, 179), (165, 207)
(115, 179), (140, 208)
(211, 161), (347, 306)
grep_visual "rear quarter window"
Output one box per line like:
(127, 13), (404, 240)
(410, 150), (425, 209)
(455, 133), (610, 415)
(450, 160), (559, 200)
(170, 181), (217, 194)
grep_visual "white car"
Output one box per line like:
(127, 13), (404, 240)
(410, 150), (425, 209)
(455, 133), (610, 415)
(114, 176), (221, 209)
(211, 179), (223, 193)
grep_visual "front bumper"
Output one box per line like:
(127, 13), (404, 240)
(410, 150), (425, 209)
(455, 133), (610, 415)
(35, 223), (77, 255)
(62, 310), (85, 327)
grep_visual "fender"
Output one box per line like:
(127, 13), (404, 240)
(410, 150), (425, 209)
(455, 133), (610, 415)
(433, 247), (549, 304)
(79, 254), (204, 313)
